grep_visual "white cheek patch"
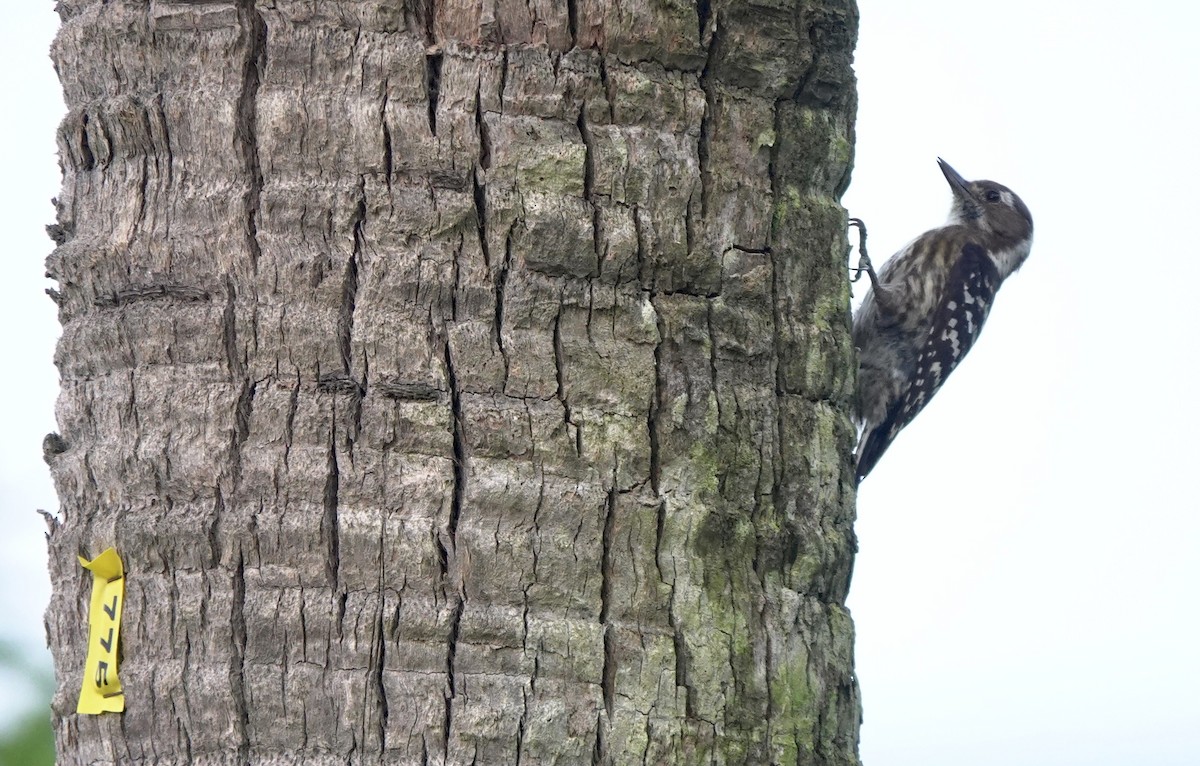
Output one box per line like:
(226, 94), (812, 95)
(989, 240), (1033, 279)
(1001, 190), (1014, 207)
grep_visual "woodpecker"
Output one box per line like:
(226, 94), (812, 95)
(852, 159), (1033, 483)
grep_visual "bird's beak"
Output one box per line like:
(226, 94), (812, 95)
(938, 158), (972, 198)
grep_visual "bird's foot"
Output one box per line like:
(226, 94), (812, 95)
(848, 217), (878, 286)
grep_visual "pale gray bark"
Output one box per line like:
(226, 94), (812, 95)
(44, 0), (860, 763)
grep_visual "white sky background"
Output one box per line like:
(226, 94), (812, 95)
(0, 2), (65, 733)
(2, 1), (1199, 763)
(845, 1), (1200, 765)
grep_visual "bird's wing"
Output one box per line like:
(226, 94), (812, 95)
(856, 243), (1002, 483)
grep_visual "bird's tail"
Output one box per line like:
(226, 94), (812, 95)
(854, 424), (895, 485)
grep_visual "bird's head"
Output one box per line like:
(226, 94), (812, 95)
(939, 158), (1033, 245)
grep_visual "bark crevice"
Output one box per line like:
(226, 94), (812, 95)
(322, 409), (342, 590)
(697, 0), (712, 45)
(671, 610), (695, 718)
(381, 88), (393, 190)
(647, 295), (664, 496)
(341, 181), (365, 376)
(473, 83), (491, 277)
(441, 339), (468, 755)
(426, 52), (444, 137)
(597, 55), (616, 123)
(706, 299), (723, 434)
(229, 552), (251, 763)
(372, 606), (390, 751)
(283, 371), (300, 469)
(493, 223), (515, 385)
(599, 477), (617, 724)
(566, 0), (578, 48)
(235, 0), (266, 269)
(697, 14), (721, 218)
(77, 113), (95, 171)
(577, 106), (602, 275)
(515, 688), (530, 765)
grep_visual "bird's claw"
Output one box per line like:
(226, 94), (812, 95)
(850, 252), (874, 283)
(848, 217), (874, 284)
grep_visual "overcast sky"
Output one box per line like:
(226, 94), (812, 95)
(845, 2), (1200, 764)
(3, 2), (1199, 763)
(0, 2), (63, 734)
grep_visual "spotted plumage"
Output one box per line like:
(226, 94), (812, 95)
(853, 159), (1033, 483)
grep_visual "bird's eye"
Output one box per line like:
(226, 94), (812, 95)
(985, 190), (1002, 202)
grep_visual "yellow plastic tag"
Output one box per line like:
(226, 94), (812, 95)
(77, 548), (125, 714)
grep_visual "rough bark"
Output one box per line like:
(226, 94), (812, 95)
(44, 0), (859, 764)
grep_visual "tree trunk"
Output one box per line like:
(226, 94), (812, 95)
(44, 0), (860, 763)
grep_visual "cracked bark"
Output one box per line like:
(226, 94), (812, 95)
(44, 0), (861, 764)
